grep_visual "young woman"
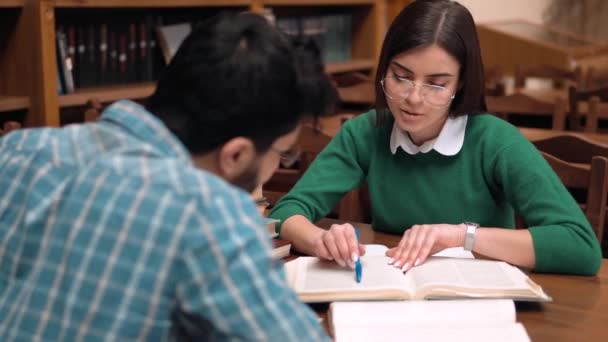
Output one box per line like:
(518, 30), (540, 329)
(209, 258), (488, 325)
(270, 0), (601, 275)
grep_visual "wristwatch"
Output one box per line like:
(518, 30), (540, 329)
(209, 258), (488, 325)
(463, 222), (479, 251)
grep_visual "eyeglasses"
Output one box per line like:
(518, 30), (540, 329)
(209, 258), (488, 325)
(380, 76), (455, 108)
(270, 146), (301, 166)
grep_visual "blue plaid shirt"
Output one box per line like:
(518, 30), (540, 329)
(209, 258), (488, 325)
(0, 100), (328, 341)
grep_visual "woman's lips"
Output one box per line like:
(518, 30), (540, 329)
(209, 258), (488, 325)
(400, 109), (423, 117)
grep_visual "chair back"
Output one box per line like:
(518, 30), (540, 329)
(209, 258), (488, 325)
(265, 121), (370, 222)
(486, 92), (567, 129)
(540, 152), (608, 242)
(532, 134), (608, 164)
(568, 85), (608, 132)
(515, 64), (582, 89)
(584, 67), (608, 89)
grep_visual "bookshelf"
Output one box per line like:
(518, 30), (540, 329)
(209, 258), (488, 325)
(0, 3), (29, 125)
(386, 0), (412, 23)
(0, 95), (29, 112)
(58, 82), (156, 108)
(0, 1), (25, 8)
(3, 0), (386, 127)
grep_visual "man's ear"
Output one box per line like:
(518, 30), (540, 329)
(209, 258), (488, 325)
(216, 137), (257, 181)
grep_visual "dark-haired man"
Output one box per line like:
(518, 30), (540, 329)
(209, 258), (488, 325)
(0, 13), (333, 341)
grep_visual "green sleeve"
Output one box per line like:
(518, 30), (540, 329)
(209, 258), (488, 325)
(269, 115), (372, 234)
(492, 137), (602, 275)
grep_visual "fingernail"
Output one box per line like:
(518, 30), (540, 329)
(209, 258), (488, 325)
(337, 259), (346, 267)
(349, 262), (355, 269)
(388, 258), (394, 265)
(414, 258), (420, 267)
(401, 263), (409, 272)
(351, 253), (359, 263)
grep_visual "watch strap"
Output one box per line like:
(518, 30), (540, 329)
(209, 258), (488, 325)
(463, 222), (479, 251)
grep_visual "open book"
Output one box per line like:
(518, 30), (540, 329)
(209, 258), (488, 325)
(329, 300), (530, 342)
(285, 248), (550, 302)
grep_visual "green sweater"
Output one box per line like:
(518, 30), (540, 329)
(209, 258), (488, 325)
(270, 111), (602, 275)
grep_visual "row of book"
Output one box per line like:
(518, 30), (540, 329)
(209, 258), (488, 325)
(56, 14), (167, 94)
(55, 11), (354, 94)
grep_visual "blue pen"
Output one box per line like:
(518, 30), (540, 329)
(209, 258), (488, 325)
(354, 227), (362, 283)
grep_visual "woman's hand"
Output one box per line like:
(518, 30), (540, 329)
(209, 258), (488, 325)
(312, 223), (366, 268)
(386, 223), (466, 271)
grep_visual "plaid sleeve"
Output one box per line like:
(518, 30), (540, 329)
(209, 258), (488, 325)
(174, 185), (330, 341)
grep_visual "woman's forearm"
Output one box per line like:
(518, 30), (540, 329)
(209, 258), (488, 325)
(472, 227), (536, 269)
(280, 215), (325, 256)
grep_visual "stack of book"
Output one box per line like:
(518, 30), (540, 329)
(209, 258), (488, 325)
(253, 185), (291, 259)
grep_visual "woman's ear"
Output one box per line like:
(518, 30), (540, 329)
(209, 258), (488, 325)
(216, 137), (257, 181)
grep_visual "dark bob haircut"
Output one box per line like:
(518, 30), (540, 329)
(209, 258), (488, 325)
(147, 12), (336, 155)
(375, 0), (486, 124)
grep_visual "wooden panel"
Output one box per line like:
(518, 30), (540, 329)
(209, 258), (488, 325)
(20, 0), (60, 126)
(478, 20), (608, 73)
(2, 0), (58, 126)
(0, 95), (29, 112)
(55, 0), (252, 8)
(264, 0), (375, 6)
(58, 82), (156, 107)
(325, 58), (374, 74)
(386, 0), (412, 24)
(0, 0), (24, 8)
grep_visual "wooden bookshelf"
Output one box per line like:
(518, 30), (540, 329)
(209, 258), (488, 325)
(0, 0), (24, 8)
(264, 0), (376, 5)
(55, 0), (252, 8)
(3, 0), (387, 127)
(386, 0), (412, 23)
(58, 83), (156, 107)
(0, 95), (29, 112)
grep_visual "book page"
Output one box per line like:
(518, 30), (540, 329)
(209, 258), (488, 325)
(294, 256), (412, 294)
(409, 257), (528, 290)
(334, 323), (530, 342)
(330, 299), (516, 330)
(407, 257), (549, 300)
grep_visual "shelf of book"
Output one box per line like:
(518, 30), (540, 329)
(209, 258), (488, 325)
(55, 0), (252, 8)
(325, 58), (375, 74)
(56, 57), (374, 108)
(58, 82), (155, 108)
(6, 0), (386, 126)
(0, 95), (29, 112)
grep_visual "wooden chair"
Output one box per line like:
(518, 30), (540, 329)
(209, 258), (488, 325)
(568, 85), (608, 132)
(514, 64), (582, 89)
(84, 98), (102, 122)
(331, 72), (375, 107)
(584, 66), (608, 89)
(532, 134), (608, 164)
(484, 65), (506, 96)
(540, 152), (608, 243)
(486, 92), (568, 129)
(264, 123), (369, 222)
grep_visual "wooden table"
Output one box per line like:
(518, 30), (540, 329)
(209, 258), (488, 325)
(519, 127), (608, 144)
(306, 218), (608, 341)
(316, 115), (608, 145)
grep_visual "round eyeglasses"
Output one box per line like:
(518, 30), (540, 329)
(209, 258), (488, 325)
(380, 76), (455, 108)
